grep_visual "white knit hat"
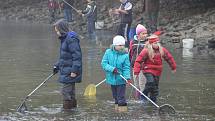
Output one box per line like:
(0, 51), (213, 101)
(113, 35), (126, 45)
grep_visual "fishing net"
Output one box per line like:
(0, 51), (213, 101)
(17, 101), (28, 113)
(84, 84), (96, 96)
(159, 104), (176, 114)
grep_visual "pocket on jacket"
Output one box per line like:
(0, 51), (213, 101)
(61, 67), (71, 75)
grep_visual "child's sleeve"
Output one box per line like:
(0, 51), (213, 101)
(162, 48), (177, 70)
(129, 40), (133, 62)
(82, 4), (96, 17)
(82, 5), (90, 15)
(124, 2), (132, 11)
(101, 50), (115, 72)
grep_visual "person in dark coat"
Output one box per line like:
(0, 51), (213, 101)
(48, 0), (58, 23)
(78, 0), (97, 40)
(109, 0), (133, 47)
(61, 0), (74, 22)
(53, 19), (82, 110)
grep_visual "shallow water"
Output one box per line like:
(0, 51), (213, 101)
(0, 22), (214, 121)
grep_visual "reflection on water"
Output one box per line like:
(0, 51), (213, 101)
(0, 23), (215, 120)
(182, 48), (193, 58)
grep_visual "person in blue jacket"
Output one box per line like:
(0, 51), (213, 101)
(101, 35), (131, 112)
(53, 19), (82, 111)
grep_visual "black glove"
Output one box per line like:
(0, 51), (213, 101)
(53, 66), (59, 75)
(113, 68), (119, 74)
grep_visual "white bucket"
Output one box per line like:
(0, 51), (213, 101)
(182, 39), (194, 49)
(95, 21), (104, 30)
(182, 48), (193, 58)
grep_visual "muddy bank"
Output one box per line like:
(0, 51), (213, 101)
(0, 0), (215, 55)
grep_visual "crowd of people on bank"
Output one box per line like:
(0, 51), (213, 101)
(48, 0), (97, 40)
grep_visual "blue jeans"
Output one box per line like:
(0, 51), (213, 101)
(111, 84), (127, 106)
(87, 19), (96, 40)
(142, 73), (159, 102)
(64, 8), (72, 22)
(117, 22), (131, 47)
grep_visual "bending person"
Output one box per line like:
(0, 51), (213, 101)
(133, 34), (176, 103)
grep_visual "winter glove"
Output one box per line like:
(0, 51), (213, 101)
(53, 66), (59, 75)
(113, 68), (119, 74)
(126, 79), (132, 85)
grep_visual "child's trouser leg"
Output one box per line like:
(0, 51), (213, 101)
(117, 84), (127, 112)
(116, 84), (126, 106)
(141, 73), (154, 101)
(61, 83), (77, 110)
(139, 71), (146, 92)
(111, 85), (118, 105)
(150, 76), (159, 103)
(133, 71), (140, 99)
(112, 84), (127, 112)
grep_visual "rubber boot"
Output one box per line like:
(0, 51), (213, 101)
(118, 106), (128, 112)
(63, 99), (77, 111)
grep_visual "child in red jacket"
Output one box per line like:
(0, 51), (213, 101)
(129, 24), (148, 100)
(133, 34), (176, 103)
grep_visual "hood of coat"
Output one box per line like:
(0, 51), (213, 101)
(54, 19), (69, 35)
(59, 31), (79, 41)
(110, 45), (128, 54)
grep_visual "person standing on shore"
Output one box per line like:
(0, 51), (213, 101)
(78, 0), (97, 41)
(48, 0), (58, 23)
(61, 0), (74, 22)
(109, 0), (133, 47)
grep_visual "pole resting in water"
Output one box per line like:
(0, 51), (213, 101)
(119, 74), (176, 114)
(16, 73), (54, 113)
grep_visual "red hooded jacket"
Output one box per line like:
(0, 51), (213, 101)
(133, 47), (176, 76)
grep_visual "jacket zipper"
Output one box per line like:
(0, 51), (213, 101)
(115, 54), (118, 85)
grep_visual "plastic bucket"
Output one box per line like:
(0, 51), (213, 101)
(182, 48), (193, 58)
(95, 21), (104, 30)
(182, 39), (194, 49)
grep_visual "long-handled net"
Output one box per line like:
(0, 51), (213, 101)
(16, 73), (54, 113)
(17, 100), (28, 113)
(159, 104), (176, 114)
(84, 79), (105, 96)
(119, 74), (176, 114)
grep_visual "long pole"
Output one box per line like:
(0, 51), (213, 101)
(95, 79), (106, 87)
(119, 74), (160, 108)
(62, 0), (79, 12)
(17, 73), (54, 112)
